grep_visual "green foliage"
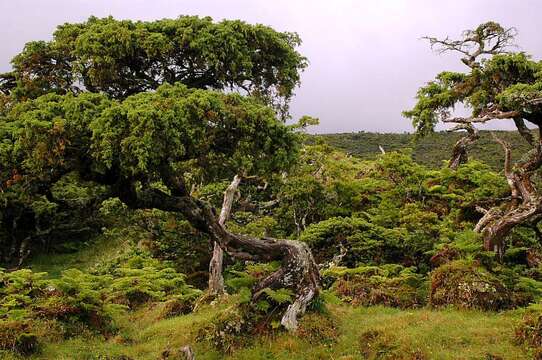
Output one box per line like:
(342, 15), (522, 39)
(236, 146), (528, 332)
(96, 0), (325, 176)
(3, 16), (307, 115)
(131, 209), (211, 277)
(300, 216), (402, 265)
(1, 82), (299, 187)
(309, 130), (534, 171)
(293, 149), (509, 272)
(325, 265), (427, 308)
(0, 255), (200, 354)
(227, 213), (283, 238)
(430, 260), (511, 310)
(90, 84), (299, 182)
(225, 262), (280, 293)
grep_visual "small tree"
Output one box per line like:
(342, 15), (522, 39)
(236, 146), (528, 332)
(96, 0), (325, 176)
(0, 16), (318, 329)
(0, 84), (320, 330)
(404, 22), (542, 257)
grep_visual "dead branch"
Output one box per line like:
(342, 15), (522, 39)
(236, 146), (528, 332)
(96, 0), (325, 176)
(208, 175), (242, 296)
(423, 22), (517, 68)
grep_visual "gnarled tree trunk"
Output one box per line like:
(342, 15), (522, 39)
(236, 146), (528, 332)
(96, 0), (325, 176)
(208, 175), (241, 297)
(475, 132), (542, 259)
(448, 123), (480, 170)
(121, 178), (321, 331)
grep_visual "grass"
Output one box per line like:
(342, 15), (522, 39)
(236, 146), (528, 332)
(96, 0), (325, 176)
(18, 223), (533, 359)
(21, 303), (529, 360)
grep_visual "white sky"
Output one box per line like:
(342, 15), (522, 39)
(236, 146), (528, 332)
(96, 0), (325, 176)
(1, 0), (541, 133)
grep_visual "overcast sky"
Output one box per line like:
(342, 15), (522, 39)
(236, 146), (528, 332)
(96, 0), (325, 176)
(1, 0), (541, 133)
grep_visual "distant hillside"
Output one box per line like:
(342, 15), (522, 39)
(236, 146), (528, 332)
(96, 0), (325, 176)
(312, 130), (533, 170)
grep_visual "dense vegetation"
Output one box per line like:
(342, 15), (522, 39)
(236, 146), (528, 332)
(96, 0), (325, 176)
(1, 16), (542, 360)
(312, 130), (534, 170)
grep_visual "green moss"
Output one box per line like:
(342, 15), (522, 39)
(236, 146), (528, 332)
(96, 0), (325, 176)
(326, 265), (427, 309)
(430, 260), (510, 310)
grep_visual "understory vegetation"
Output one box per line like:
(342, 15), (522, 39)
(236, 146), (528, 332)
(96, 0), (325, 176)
(1, 16), (542, 359)
(2, 145), (542, 358)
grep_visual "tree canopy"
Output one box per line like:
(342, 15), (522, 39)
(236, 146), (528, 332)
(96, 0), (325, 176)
(0, 16), (307, 117)
(404, 22), (542, 258)
(0, 82), (300, 248)
(404, 22), (542, 137)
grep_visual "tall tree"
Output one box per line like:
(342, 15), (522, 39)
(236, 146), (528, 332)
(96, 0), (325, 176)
(404, 22), (542, 257)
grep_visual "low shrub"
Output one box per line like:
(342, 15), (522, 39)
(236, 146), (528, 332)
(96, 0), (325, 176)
(296, 312), (339, 345)
(515, 307), (542, 356)
(359, 329), (428, 360)
(197, 305), (253, 353)
(196, 260), (326, 353)
(325, 265), (427, 308)
(430, 260), (510, 310)
(0, 254), (200, 356)
(156, 298), (193, 319)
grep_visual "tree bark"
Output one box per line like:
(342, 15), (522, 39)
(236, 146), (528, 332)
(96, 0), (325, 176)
(475, 132), (542, 259)
(513, 117), (535, 146)
(208, 175), (241, 297)
(448, 124), (480, 170)
(121, 181), (321, 331)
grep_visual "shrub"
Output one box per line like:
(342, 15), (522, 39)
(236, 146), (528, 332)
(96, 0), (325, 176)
(325, 265), (427, 308)
(199, 264), (299, 353)
(430, 260), (511, 310)
(296, 312), (339, 345)
(197, 305), (253, 353)
(156, 298), (193, 320)
(0, 254), (200, 356)
(0, 321), (39, 355)
(358, 329), (428, 360)
(515, 307), (542, 358)
(300, 217), (403, 266)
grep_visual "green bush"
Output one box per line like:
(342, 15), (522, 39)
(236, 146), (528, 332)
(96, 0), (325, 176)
(325, 265), (427, 308)
(300, 217), (404, 266)
(430, 260), (510, 310)
(0, 255), (200, 355)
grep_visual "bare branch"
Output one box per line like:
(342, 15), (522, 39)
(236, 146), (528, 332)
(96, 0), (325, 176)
(208, 174), (242, 296)
(491, 132), (513, 177)
(423, 22), (517, 69)
(442, 109), (520, 124)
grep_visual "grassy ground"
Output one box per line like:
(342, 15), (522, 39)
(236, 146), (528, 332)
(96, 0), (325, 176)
(11, 234), (531, 359)
(6, 303), (525, 360)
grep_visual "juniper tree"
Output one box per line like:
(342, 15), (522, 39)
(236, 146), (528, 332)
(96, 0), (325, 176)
(404, 22), (542, 257)
(0, 16), (318, 329)
(0, 83), (320, 330)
